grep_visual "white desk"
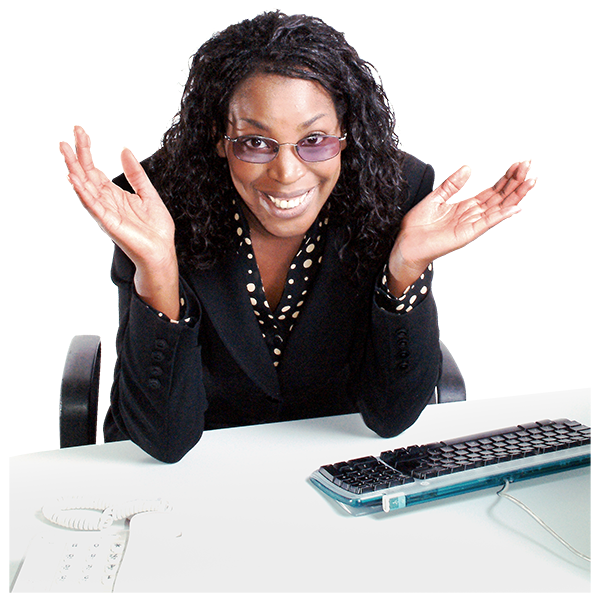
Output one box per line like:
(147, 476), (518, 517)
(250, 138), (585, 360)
(10, 389), (591, 593)
(10, 404), (590, 592)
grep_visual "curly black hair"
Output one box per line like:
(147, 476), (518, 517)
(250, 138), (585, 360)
(148, 10), (408, 279)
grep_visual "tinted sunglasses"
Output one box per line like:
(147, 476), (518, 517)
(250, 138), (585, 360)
(223, 133), (346, 164)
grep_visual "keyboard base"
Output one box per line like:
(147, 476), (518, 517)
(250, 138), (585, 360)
(310, 445), (590, 516)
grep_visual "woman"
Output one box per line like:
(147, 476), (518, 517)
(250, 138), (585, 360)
(60, 11), (535, 463)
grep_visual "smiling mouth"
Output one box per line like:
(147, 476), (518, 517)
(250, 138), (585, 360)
(263, 190), (312, 210)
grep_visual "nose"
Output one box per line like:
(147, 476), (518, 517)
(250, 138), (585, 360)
(267, 144), (306, 184)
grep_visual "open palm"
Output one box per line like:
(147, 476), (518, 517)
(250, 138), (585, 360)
(393, 161), (536, 273)
(60, 126), (175, 268)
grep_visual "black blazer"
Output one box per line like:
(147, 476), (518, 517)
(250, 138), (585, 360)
(104, 153), (440, 462)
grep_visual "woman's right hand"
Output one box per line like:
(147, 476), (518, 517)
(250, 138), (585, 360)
(60, 125), (175, 269)
(60, 126), (181, 320)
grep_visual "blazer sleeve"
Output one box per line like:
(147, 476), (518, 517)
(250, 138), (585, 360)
(355, 284), (441, 438)
(103, 171), (208, 463)
(353, 158), (441, 437)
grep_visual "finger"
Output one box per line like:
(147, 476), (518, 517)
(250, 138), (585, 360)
(498, 161), (521, 186)
(58, 132), (108, 202)
(486, 163), (521, 198)
(474, 178), (535, 228)
(59, 140), (88, 183)
(73, 125), (105, 187)
(491, 160), (531, 200)
(121, 148), (158, 200)
(433, 165), (471, 203)
(60, 136), (109, 210)
(475, 160), (532, 208)
(490, 161), (537, 209)
(460, 171), (531, 233)
(66, 171), (107, 224)
(451, 204), (522, 253)
(496, 175), (537, 209)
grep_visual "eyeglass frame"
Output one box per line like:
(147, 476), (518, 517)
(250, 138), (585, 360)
(222, 132), (347, 164)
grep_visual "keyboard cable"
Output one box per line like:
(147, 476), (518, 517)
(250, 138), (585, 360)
(497, 480), (590, 563)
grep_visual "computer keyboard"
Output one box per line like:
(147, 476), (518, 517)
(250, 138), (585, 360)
(309, 418), (591, 515)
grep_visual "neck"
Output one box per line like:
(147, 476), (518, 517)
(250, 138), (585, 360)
(252, 232), (303, 310)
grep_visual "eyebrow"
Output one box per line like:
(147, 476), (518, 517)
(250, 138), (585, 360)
(233, 113), (329, 132)
(299, 113), (328, 129)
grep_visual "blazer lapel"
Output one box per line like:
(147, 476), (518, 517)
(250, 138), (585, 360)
(188, 254), (282, 400)
(277, 230), (371, 388)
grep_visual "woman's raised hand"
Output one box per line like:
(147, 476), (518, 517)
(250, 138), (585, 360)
(60, 126), (176, 270)
(60, 126), (180, 319)
(387, 160), (536, 295)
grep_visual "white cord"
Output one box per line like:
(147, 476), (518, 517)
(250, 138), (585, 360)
(497, 480), (590, 563)
(42, 498), (171, 531)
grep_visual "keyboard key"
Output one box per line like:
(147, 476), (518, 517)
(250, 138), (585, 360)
(314, 419), (591, 504)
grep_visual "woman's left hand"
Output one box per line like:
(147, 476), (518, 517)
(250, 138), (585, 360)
(387, 160), (536, 295)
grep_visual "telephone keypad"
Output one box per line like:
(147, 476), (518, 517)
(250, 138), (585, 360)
(13, 531), (129, 592)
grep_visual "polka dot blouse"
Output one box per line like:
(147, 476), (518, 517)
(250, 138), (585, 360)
(376, 263), (433, 314)
(233, 200), (327, 368)
(232, 200), (433, 368)
(152, 202), (432, 368)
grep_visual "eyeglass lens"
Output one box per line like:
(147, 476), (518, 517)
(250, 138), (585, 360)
(230, 135), (343, 163)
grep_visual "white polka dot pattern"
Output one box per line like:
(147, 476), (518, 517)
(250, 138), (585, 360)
(234, 200), (327, 368)
(377, 263), (433, 314)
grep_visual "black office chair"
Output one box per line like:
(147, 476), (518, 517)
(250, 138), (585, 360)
(434, 341), (467, 405)
(60, 335), (108, 448)
(59, 335), (466, 449)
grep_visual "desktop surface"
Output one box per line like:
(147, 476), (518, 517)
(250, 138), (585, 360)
(10, 389), (591, 593)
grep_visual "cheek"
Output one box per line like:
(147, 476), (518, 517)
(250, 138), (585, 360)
(227, 159), (261, 191)
(227, 154), (342, 196)
(318, 160), (342, 190)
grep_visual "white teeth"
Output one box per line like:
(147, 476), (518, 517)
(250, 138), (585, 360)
(264, 191), (309, 210)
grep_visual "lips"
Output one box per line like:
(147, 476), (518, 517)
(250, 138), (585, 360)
(262, 189), (313, 210)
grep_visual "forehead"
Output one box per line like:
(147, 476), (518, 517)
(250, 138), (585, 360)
(227, 74), (339, 131)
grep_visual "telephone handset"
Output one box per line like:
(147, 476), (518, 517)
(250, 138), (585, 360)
(12, 497), (182, 593)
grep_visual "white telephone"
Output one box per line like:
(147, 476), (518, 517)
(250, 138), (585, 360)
(12, 497), (182, 593)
